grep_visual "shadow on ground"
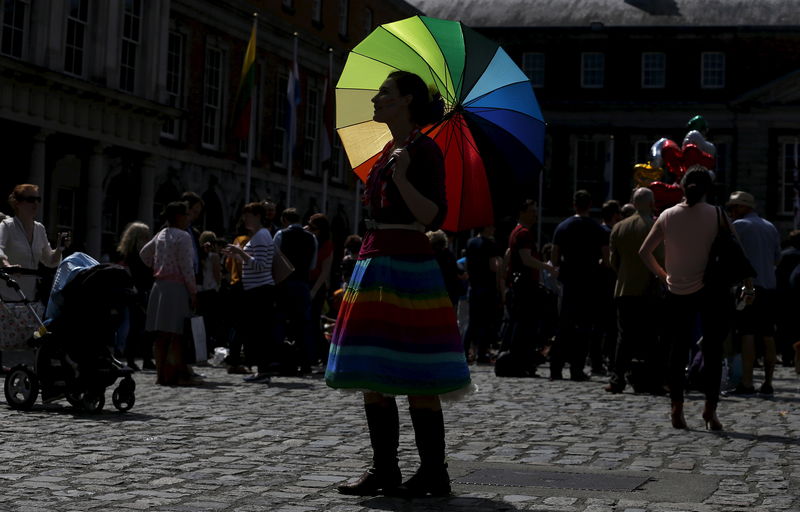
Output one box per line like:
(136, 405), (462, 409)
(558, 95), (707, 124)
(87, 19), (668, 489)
(362, 495), (520, 511)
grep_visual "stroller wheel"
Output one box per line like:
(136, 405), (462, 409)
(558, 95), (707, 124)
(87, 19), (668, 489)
(112, 387), (135, 412)
(4, 366), (39, 410)
(82, 391), (105, 413)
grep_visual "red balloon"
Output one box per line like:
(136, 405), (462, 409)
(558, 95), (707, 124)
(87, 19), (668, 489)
(649, 181), (684, 212)
(683, 143), (715, 170)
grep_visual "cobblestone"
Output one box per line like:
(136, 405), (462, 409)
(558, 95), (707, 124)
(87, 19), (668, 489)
(1, 361), (799, 511)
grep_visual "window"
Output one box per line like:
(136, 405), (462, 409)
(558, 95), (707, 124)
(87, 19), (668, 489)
(701, 52), (725, 88)
(573, 136), (612, 201)
(162, 31), (184, 139)
(64, 0), (89, 76)
(581, 52), (604, 88)
(202, 46), (224, 149)
(1, 0), (28, 59)
(56, 188), (76, 231)
(641, 52), (665, 88)
(331, 133), (346, 183)
(363, 7), (373, 37)
(522, 52), (544, 87)
(312, 0), (322, 24)
(273, 72), (289, 167)
(119, 0), (142, 93)
(338, 0), (349, 37)
(780, 139), (800, 216)
(304, 82), (321, 175)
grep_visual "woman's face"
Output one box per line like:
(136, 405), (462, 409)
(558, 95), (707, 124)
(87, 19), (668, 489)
(372, 78), (410, 124)
(14, 191), (41, 216)
(242, 212), (261, 233)
(174, 212), (190, 230)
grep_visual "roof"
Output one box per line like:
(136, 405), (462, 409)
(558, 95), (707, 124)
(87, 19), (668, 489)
(408, 0), (800, 28)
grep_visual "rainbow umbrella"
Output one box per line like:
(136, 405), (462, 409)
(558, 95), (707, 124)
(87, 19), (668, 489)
(336, 15), (544, 231)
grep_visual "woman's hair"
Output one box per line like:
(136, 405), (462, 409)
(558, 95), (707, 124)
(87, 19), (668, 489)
(308, 213), (331, 243)
(681, 166), (714, 207)
(426, 229), (448, 251)
(199, 231), (217, 246)
(180, 191), (204, 209)
(344, 234), (362, 255)
(117, 222), (152, 257)
(242, 201), (267, 226)
(163, 201), (188, 226)
(8, 184), (39, 212)
(387, 70), (444, 126)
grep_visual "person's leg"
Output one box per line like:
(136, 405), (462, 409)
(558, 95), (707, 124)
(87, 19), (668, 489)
(664, 291), (695, 428)
(699, 289), (730, 430)
(740, 334), (756, 389)
(396, 394), (450, 497)
(606, 297), (630, 392)
(338, 392), (401, 495)
(762, 336), (777, 388)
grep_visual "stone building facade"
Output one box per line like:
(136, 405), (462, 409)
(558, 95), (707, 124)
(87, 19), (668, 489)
(0, 0), (419, 258)
(412, 0), (800, 237)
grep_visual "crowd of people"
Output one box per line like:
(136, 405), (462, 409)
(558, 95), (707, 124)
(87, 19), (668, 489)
(455, 169), (800, 432)
(3, 68), (800, 499)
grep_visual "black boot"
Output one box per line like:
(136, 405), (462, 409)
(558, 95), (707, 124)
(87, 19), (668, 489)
(391, 408), (451, 498)
(337, 400), (401, 495)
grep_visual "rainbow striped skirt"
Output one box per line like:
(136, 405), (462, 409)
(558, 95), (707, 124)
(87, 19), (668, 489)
(325, 255), (472, 397)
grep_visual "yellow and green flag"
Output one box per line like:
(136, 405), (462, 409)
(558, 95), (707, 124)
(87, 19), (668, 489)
(232, 17), (257, 139)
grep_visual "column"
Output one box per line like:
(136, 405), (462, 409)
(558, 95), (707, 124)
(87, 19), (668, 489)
(86, 144), (107, 258)
(138, 156), (159, 229)
(29, 130), (50, 220)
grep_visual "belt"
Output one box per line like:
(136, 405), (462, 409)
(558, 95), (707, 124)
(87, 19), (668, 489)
(364, 219), (425, 232)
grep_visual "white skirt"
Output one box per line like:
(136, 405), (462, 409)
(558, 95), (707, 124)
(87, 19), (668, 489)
(145, 280), (191, 335)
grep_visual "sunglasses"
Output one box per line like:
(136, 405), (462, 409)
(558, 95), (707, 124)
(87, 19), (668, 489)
(18, 196), (42, 204)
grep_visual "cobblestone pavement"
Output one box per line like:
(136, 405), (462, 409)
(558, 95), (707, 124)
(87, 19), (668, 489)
(2, 358), (799, 512)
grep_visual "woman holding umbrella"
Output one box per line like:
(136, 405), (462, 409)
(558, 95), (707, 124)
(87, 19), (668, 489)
(326, 71), (473, 498)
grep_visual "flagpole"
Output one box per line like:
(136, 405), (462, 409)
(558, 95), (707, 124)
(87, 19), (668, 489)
(321, 48), (332, 215)
(287, 32), (298, 207)
(244, 15), (258, 204)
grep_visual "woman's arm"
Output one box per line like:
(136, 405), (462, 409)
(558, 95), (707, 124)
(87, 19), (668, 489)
(391, 147), (438, 226)
(139, 234), (156, 268)
(639, 221), (667, 284)
(38, 224), (62, 267)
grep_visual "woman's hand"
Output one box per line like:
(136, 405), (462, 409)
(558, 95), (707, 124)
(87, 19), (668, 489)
(391, 147), (411, 184)
(222, 244), (248, 263)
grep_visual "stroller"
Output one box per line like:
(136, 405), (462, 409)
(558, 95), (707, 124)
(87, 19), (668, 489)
(2, 253), (138, 413)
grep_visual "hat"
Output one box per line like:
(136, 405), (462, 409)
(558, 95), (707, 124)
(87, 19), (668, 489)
(726, 191), (756, 209)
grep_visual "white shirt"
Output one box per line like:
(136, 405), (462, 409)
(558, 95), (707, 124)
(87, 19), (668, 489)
(0, 217), (61, 301)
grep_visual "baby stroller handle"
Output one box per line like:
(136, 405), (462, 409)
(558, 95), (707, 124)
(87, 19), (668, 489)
(0, 268), (47, 330)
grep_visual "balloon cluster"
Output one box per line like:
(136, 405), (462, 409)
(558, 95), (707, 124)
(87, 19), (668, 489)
(633, 115), (716, 211)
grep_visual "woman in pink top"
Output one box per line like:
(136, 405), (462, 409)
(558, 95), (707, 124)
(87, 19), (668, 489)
(640, 167), (730, 431)
(140, 201), (199, 386)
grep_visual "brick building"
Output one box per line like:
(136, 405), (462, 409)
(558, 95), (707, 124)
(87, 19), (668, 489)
(0, 0), (419, 258)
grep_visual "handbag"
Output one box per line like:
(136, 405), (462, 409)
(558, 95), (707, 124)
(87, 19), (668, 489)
(183, 315), (207, 364)
(272, 246), (295, 284)
(703, 206), (756, 291)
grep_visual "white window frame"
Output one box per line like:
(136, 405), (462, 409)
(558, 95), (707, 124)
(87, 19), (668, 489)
(0, 0), (29, 59)
(780, 138), (800, 216)
(304, 80), (321, 176)
(331, 133), (346, 183)
(273, 71), (289, 168)
(581, 52), (604, 89)
(522, 52), (545, 88)
(641, 52), (665, 89)
(64, 0), (89, 76)
(161, 30), (185, 140)
(119, 0), (142, 93)
(701, 52), (725, 89)
(201, 45), (225, 150)
(312, 0), (322, 23)
(338, 0), (349, 37)
(572, 134), (613, 201)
